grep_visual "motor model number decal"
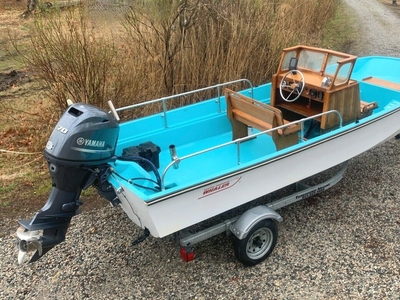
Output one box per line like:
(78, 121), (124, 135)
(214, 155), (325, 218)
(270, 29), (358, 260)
(56, 125), (68, 134)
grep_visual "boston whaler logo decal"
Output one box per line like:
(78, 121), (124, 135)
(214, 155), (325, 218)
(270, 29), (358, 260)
(199, 177), (241, 199)
(77, 137), (105, 148)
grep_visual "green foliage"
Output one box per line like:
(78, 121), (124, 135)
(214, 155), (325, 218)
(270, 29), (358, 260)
(319, 1), (357, 52)
(0, 183), (16, 195)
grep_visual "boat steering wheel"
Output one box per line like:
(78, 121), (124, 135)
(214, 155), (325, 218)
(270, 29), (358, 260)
(279, 70), (305, 102)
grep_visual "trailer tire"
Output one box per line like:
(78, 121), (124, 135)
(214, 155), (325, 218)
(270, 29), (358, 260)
(233, 219), (278, 266)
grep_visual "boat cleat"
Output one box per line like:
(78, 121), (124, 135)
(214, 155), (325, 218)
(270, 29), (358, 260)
(16, 226), (43, 264)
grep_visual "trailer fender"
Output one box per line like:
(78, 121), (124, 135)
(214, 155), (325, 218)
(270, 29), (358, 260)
(230, 205), (283, 240)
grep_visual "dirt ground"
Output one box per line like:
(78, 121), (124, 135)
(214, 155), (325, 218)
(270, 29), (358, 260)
(0, 0), (107, 236)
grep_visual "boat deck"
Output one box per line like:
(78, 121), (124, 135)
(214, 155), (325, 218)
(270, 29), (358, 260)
(112, 112), (280, 199)
(159, 129), (276, 189)
(110, 56), (400, 202)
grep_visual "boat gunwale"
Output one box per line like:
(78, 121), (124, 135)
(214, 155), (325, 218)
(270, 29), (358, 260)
(140, 105), (400, 206)
(159, 109), (343, 189)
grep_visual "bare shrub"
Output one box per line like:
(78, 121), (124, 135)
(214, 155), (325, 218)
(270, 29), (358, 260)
(19, 0), (339, 114)
(25, 8), (113, 110)
(123, 0), (280, 98)
(123, 0), (340, 101)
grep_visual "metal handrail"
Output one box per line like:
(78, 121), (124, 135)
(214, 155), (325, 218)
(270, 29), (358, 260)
(114, 79), (254, 128)
(160, 109), (343, 190)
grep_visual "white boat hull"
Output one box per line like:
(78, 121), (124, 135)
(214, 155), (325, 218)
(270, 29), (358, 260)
(114, 108), (400, 238)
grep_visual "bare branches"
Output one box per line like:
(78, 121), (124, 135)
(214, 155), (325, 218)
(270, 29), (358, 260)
(19, 0), (339, 113)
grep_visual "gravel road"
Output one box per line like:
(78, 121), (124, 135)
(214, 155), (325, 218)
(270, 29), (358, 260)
(1, 1), (400, 299)
(344, 0), (400, 56)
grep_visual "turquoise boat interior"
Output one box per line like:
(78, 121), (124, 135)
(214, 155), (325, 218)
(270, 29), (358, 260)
(108, 46), (400, 202)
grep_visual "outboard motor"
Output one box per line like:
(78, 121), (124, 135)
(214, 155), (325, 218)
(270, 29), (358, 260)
(16, 103), (119, 263)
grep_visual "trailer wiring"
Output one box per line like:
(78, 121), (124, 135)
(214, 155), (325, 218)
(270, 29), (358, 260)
(85, 164), (149, 245)
(89, 164), (147, 234)
(117, 185), (145, 235)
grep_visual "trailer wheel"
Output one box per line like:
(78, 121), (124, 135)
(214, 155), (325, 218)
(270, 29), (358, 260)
(233, 219), (278, 266)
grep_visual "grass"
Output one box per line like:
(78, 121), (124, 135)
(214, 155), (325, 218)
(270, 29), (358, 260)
(320, 1), (359, 52)
(0, 165), (48, 214)
(0, 183), (17, 197)
(0, 6), (31, 71)
(0, 49), (25, 71)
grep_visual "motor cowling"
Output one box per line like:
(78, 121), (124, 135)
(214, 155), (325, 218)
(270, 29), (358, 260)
(44, 103), (119, 192)
(45, 103), (118, 163)
(17, 103), (119, 263)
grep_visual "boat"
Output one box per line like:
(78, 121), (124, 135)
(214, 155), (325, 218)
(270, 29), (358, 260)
(16, 45), (400, 266)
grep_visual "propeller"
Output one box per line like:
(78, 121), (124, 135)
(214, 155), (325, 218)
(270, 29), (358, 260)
(16, 227), (42, 264)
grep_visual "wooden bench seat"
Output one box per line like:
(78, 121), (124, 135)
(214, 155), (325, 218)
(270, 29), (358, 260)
(224, 88), (300, 150)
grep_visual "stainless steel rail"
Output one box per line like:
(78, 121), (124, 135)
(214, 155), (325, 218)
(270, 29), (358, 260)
(113, 79), (254, 128)
(160, 109), (343, 190)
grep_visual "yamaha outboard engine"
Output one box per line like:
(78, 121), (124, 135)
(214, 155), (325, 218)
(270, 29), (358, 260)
(16, 103), (119, 263)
